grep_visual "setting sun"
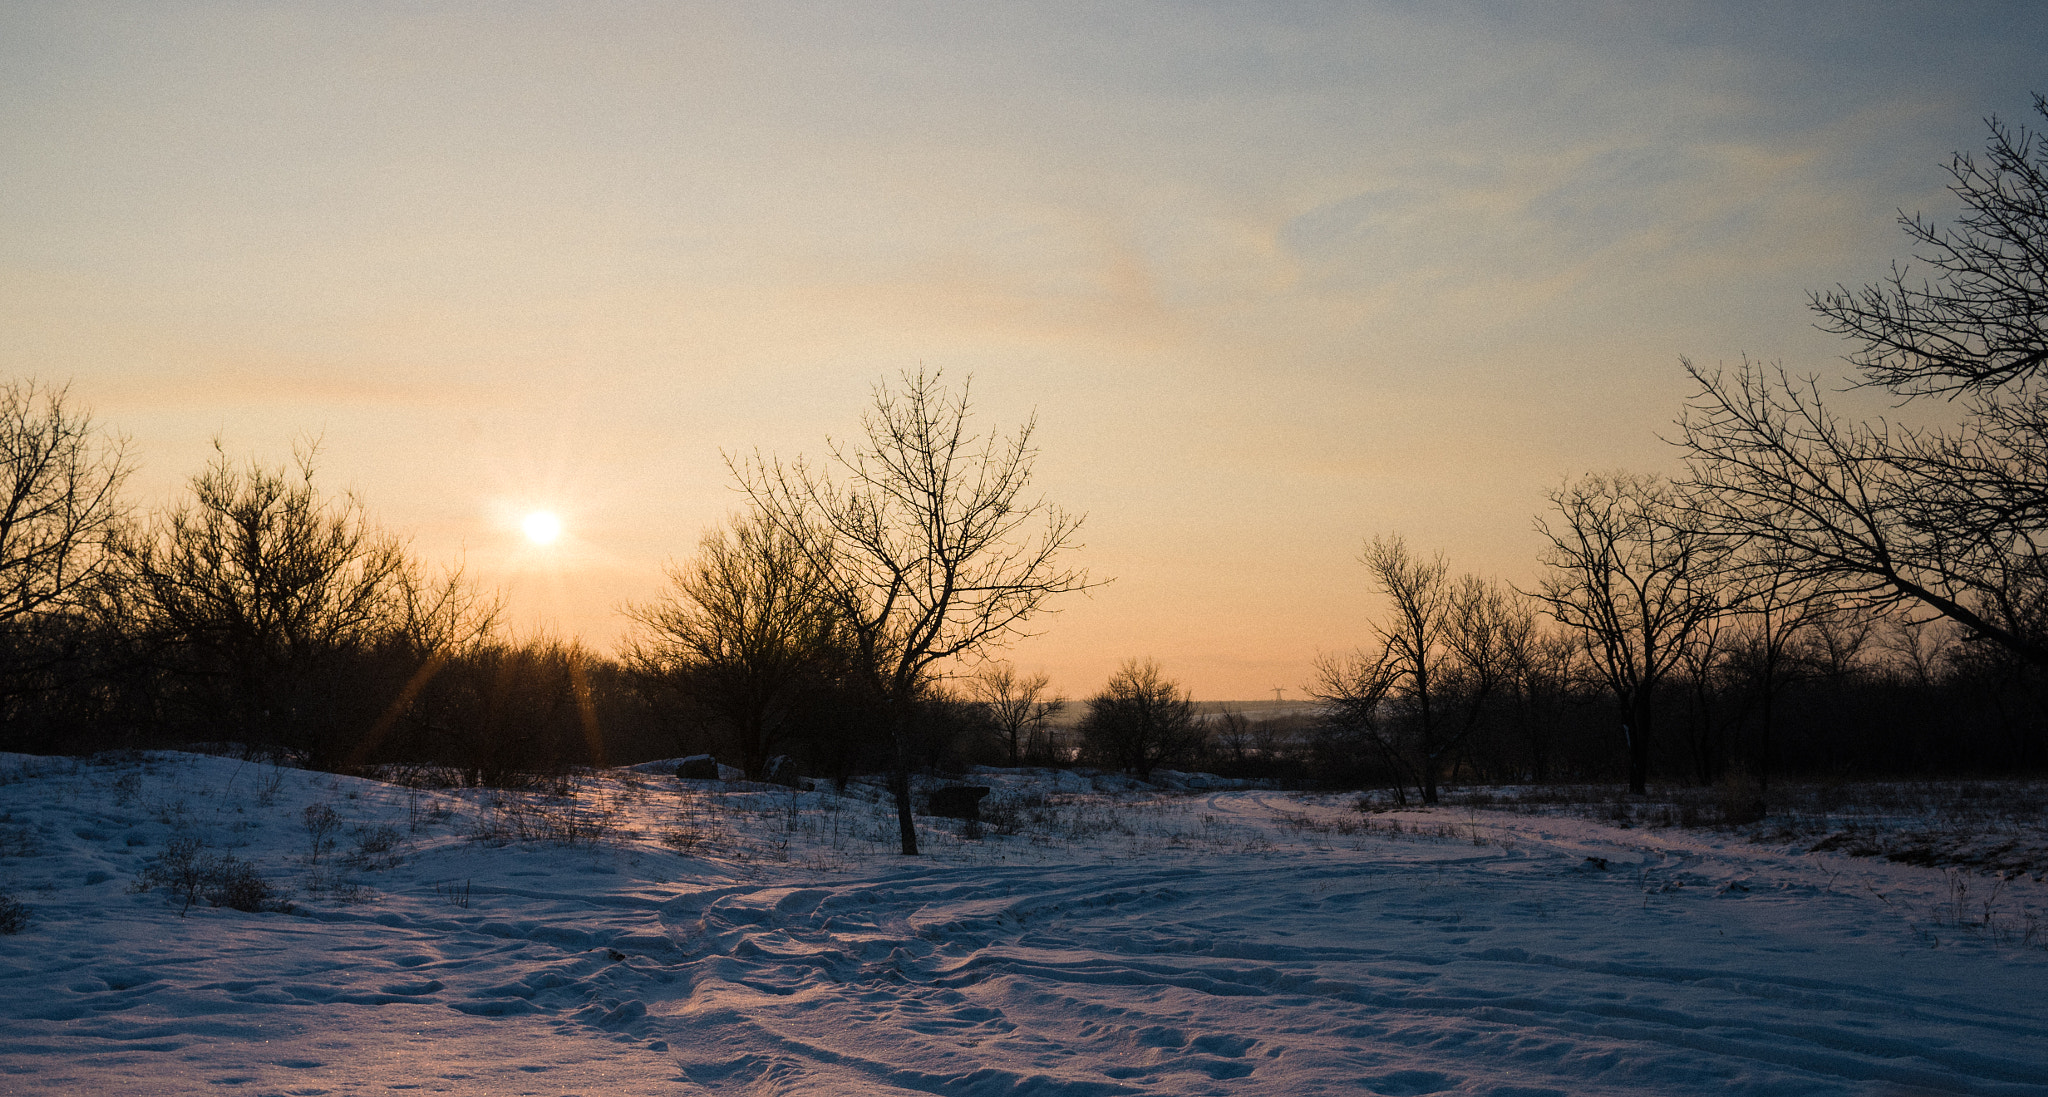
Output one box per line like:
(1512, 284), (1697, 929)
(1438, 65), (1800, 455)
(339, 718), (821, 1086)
(522, 510), (562, 545)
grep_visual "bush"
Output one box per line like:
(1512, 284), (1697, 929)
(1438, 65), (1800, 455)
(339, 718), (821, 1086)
(303, 803), (341, 863)
(1716, 765), (1768, 825)
(344, 824), (405, 870)
(133, 837), (292, 915)
(202, 854), (287, 912)
(1076, 659), (1203, 777)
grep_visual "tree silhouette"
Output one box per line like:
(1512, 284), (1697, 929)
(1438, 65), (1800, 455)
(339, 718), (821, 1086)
(1531, 472), (1733, 794)
(1077, 658), (1200, 778)
(971, 662), (1065, 767)
(623, 511), (844, 780)
(0, 380), (130, 692)
(1681, 97), (2048, 671)
(738, 370), (1094, 854)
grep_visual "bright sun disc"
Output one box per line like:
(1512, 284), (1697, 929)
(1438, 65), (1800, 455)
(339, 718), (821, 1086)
(522, 511), (562, 545)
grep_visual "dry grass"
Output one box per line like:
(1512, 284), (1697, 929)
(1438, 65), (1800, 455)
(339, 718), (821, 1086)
(1435, 778), (2048, 879)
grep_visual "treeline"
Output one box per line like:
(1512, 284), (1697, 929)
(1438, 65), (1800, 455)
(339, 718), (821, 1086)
(0, 418), (1026, 784)
(1297, 95), (2048, 801)
(1289, 528), (2048, 806)
(0, 430), (662, 777)
(1046, 566), (2044, 804)
(0, 419), (1063, 784)
(0, 369), (1098, 839)
(8, 96), (2048, 812)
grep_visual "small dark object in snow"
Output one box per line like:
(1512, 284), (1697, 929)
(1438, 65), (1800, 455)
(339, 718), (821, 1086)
(0, 892), (28, 934)
(676, 755), (719, 781)
(763, 755), (811, 789)
(1583, 856), (1609, 871)
(927, 785), (991, 821)
(607, 949), (626, 962)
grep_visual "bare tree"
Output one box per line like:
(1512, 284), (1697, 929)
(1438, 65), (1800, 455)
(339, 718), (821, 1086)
(1811, 94), (2048, 396)
(1530, 471), (1734, 794)
(738, 370), (1095, 854)
(1308, 647), (1403, 797)
(347, 558), (503, 768)
(1213, 704), (1253, 768)
(622, 511), (844, 779)
(1879, 613), (1958, 690)
(1676, 358), (2048, 665)
(0, 380), (130, 645)
(1679, 99), (2048, 670)
(1321, 536), (1531, 803)
(1718, 544), (1841, 785)
(1076, 657), (1201, 778)
(1441, 573), (1540, 785)
(970, 662), (1065, 767)
(1502, 626), (1588, 783)
(437, 634), (599, 787)
(1357, 536), (1460, 802)
(1366, 535), (1452, 778)
(1673, 600), (1736, 786)
(395, 559), (502, 660)
(111, 444), (410, 763)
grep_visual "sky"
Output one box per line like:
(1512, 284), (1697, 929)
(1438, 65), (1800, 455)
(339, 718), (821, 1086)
(2, 1), (2044, 701)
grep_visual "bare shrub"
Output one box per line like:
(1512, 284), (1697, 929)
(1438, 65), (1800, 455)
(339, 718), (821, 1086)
(303, 803), (341, 863)
(111, 773), (142, 805)
(133, 837), (291, 915)
(344, 824), (405, 870)
(473, 784), (622, 846)
(132, 835), (208, 913)
(1716, 765), (1768, 824)
(202, 854), (288, 913)
(304, 866), (370, 904)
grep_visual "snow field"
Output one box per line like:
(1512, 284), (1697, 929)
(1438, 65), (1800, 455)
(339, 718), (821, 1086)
(1, 752), (2045, 1095)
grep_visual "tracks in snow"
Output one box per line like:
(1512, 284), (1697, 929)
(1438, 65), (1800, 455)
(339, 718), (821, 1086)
(642, 793), (2048, 1096)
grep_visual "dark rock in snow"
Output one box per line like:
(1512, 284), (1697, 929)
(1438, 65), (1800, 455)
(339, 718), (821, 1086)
(677, 755), (719, 781)
(926, 785), (991, 821)
(763, 755), (810, 789)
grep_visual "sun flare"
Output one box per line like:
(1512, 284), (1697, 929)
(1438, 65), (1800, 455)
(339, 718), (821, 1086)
(522, 511), (562, 545)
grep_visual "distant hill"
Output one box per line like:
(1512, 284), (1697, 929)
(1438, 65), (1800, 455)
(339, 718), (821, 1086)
(1195, 700), (1325, 723)
(1042, 698), (1323, 728)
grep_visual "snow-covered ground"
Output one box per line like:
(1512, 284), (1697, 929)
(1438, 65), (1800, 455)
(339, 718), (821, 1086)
(2, 752), (2045, 1096)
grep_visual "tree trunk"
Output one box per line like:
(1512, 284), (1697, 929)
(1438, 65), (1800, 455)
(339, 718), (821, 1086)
(890, 710), (919, 855)
(1627, 690), (1652, 795)
(1757, 681), (1774, 792)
